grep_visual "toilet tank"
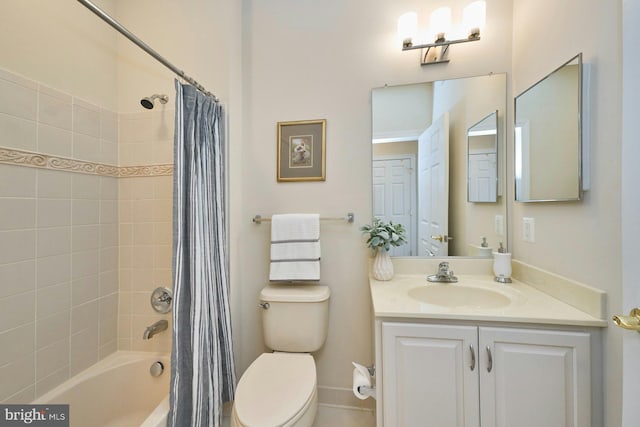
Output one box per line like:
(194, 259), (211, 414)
(260, 284), (330, 353)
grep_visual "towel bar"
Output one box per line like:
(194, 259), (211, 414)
(253, 212), (354, 224)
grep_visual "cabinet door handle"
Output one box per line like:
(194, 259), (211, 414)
(486, 346), (493, 373)
(470, 344), (476, 371)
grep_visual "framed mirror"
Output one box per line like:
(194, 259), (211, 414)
(514, 53), (583, 202)
(371, 73), (507, 258)
(468, 110), (498, 203)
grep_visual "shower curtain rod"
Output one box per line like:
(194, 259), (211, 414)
(76, 0), (219, 102)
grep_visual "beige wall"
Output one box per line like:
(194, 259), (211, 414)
(372, 83), (434, 141)
(242, 0), (513, 406)
(0, 0), (118, 110)
(511, 1), (623, 426)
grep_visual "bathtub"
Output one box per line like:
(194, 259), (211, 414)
(34, 351), (170, 427)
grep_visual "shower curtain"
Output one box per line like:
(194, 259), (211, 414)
(168, 81), (236, 427)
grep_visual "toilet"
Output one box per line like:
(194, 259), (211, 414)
(231, 284), (330, 427)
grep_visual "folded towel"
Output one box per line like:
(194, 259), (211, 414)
(269, 261), (320, 281)
(270, 213), (321, 281)
(271, 214), (320, 242)
(271, 241), (321, 261)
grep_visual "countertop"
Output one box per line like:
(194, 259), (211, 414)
(370, 274), (608, 327)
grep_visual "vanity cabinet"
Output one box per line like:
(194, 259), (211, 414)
(380, 321), (592, 427)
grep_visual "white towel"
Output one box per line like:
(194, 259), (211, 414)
(270, 241), (321, 261)
(270, 214), (320, 242)
(269, 214), (321, 281)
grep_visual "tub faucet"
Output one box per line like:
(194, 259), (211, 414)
(143, 320), (168, 340)
(427, 261), (458, 283)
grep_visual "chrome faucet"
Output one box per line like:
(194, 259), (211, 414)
(143, 320), (168, 340)
(427, 261), (458, 283)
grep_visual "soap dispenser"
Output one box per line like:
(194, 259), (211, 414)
(476, 237), (492, 257)
(493, 242), (512, 283)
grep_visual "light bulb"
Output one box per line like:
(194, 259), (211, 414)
(398, 12), (418, 47)
(463, 1), (486, 39)
(430, 7), (452, 42)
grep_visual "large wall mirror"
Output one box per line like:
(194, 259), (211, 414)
(514, 53), (583, 202)
(371, 73), (507, 258)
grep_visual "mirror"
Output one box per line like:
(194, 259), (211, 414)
(468, 110), (498, 203)
(372, 74), (507, 257)
(515, 53), (583, 202)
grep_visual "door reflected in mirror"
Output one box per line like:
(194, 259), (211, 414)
(372, 74), (506, 258)
(515, 53), (583, 202)
(468, 110), (498, 203)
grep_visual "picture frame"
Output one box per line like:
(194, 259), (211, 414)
(277, 119), (326, 182)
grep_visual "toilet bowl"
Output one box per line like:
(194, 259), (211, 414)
(231, 353), (318, 427)
(231, 284), (330, 427)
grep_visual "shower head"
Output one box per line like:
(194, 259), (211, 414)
(140, 94), (169, 110)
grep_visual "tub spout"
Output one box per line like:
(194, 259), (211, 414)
(143, 320), (168, 340)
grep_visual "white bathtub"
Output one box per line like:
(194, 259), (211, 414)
(34, 351), (170, 427)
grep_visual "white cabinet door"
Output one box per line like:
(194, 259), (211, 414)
(382, 322), (479, 427)
(479, 327), (591, 427)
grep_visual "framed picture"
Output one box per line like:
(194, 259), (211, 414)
(277, 119), (326, 182)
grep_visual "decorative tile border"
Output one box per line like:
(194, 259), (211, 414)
(0, 147), (173, 178)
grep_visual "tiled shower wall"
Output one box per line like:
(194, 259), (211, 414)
(0, 67), (174, 402)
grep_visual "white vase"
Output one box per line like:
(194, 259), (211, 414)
(373, 249), (394, 281)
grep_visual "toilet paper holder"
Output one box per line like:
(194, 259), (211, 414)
(357, 384), (376, 398)
(353, 363), (376, 399)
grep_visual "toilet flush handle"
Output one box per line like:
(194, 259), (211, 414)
(258, 302), (270, 310)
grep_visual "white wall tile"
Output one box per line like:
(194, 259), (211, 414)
(71, 225), (100, 252)
(0, 322), (35, 366)
(119, 114), (152, 143)
(0, 165), (36, 198)
(0, 198), (35, 230)
(100, 223), (118, 248)
(38, 199), (71, 227)
(38, 90), (72, 131)
(0, 68), (37, 89)
(73, 133), (101, 162)
(36, 254), (71, 289)
(100, 247), (118, 273)
(36, 311), (69, 349)
(35, 338), (69, 381)
(0, 260), (35, 298)
(0, 291), (35, 332)
(71, 199), (99, 225)
(71, 250), (99, 279)
(99, 275), (118, 296)
(35, 366), (68, 398)
(0, 78), (37, 120)
(73, 102), (100, 138)
(37, 169), (72, 199)
(37, 226), (71, 257)
(71, 174), (100, 200)
(0, 230), (35, 264)
(71, 274), (98, 305)
(36, 282), (70, 319)
(0, 113), (37, 151)
(100, 140), (118, 165)
(100, 199), (118, 224)
(69, 327), (99, 376)
(100, 177), (118, 200)
(71, 300), (98, 335)
(100, 109), (118, 143)
(37, 123), (72, 157)
(0, 353), (35, 402)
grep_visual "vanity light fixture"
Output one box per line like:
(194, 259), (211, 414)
(399, 0), (486, 66)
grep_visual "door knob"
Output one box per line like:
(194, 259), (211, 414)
(612, 308), (640, 332)
(431, 235), (454, 242)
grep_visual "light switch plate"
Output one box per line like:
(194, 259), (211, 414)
(523, 217), (535, 242)
(494, 214), (504, 236)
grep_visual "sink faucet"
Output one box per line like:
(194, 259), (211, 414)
(143, 320), (168, 340)
(427, 261), (458, 283)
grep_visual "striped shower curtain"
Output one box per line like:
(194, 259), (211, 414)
(168, 81), (236, 427)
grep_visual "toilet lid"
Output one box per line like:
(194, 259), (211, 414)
(234, 353), (316, 427)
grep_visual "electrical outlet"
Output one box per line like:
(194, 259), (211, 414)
(523, 217), (535, 243)
(494, 214), (504, 236)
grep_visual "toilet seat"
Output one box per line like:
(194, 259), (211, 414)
(233, 353), (317, 427)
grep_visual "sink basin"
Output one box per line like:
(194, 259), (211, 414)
(408, 284), (512, 309)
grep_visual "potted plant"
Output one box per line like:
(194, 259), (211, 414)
(360, 218), (407, 280)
